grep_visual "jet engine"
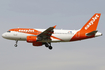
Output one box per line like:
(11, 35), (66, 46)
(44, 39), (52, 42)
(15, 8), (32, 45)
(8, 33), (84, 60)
(27, 36), (43, 46)
(27, 36), (37, 43)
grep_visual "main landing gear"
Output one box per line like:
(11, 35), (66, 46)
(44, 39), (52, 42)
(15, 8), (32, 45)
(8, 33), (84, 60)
(45, 42), (53, 50)
(14, 40), (18, 47)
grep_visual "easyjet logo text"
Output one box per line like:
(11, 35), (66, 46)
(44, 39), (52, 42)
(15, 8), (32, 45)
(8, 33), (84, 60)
(85, 14), (99, 30)
(19, 29), (34, 32)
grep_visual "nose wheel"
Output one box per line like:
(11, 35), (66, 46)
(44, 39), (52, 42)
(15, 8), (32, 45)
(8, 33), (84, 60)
(14, 40), (18, 47)
(14, 44), (17, 47)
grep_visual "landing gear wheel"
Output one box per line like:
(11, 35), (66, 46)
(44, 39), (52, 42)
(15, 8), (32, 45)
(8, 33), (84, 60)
(49, 46), (53, 50)
(14, 44), (17, 47)
(45, 43), (49, 47)
(44, 42), (53, 50)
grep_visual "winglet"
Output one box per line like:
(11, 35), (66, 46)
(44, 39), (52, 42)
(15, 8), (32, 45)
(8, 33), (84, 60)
(53, 25), (57, 28)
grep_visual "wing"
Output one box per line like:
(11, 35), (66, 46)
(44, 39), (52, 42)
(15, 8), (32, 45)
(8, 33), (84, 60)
(37, 25), (56, 42)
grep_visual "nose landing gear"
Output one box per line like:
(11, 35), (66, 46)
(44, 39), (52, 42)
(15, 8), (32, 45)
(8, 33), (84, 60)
(14, 40), (18, 47)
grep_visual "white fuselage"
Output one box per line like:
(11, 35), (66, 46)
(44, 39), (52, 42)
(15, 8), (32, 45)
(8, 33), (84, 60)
(2, 29), (78, 42)
(2, 29), (102, 43)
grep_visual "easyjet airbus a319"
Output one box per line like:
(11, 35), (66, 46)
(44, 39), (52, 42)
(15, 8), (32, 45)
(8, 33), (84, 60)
(2, 13), (102, 50)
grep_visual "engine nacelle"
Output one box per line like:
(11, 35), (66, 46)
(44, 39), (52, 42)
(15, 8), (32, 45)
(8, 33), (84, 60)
(33, 42), (43, 46)
(27, 36), (42, 46)
(27, 36), (37, 43)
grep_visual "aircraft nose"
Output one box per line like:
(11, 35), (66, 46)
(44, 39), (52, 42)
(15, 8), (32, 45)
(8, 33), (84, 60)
(2, 33), (6, 38)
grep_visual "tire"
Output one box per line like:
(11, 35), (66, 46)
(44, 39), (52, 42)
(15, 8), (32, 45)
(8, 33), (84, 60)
(45, 44), (49, 47)
(49, 46), (52, 50)
(14, 44), (17, 47)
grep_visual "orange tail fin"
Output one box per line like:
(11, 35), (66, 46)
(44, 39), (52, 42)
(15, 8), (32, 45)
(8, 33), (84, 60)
(80, 13), (101, 32)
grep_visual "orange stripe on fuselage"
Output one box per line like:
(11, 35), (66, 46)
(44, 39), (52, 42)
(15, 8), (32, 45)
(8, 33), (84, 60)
(51, 36), (63, 41)
(9, 28), (63, 41)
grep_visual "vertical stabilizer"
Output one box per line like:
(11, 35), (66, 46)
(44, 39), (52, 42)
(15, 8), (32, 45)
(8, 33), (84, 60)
(80, 13), (101, 32)
(70, 13), (101, 41)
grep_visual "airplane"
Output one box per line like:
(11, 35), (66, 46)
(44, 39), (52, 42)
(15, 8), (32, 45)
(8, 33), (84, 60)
(2, 13), (102, 50)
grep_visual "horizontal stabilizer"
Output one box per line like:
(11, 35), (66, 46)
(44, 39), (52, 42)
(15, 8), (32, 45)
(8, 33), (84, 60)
(86, 30), (98, 36)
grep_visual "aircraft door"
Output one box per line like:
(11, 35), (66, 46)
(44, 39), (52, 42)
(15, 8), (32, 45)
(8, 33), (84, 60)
(76, 32), (80, 38)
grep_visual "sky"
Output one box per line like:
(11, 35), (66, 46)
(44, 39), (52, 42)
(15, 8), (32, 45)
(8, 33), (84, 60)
(0, 0), (105, 70)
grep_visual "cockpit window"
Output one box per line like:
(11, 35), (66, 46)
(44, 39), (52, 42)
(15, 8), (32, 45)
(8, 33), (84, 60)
(7, 31), (11, 32)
